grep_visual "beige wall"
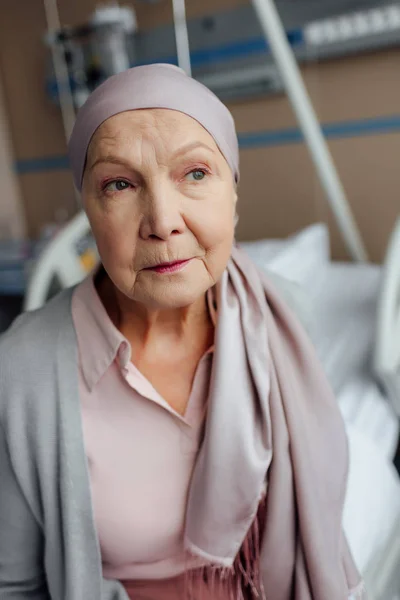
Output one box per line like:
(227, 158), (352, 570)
(230, 51), (400, 260)
(0, 0), (75, 236)
(0, 0), (399, 261)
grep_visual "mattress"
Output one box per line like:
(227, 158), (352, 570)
(304, 262), (399, 461)
(364, 515), (400, 600)
(344, 424), (400, 579)
(306, 262), (381, 395)
(310, 264), (400, 590)
(337, 374), (399, 462)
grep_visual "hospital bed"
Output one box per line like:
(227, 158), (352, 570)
(241, 221), (400, 600)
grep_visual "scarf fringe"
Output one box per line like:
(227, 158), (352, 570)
(185, 496), (267, 600)
(349, 580), (366, 600)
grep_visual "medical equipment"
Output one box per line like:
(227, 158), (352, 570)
(45, 2), (137, 113)
(252, 0), (367, 263)
(44, 0), (76, 141)
(46, 3), (400, 106)
(172, 0), (191, 76)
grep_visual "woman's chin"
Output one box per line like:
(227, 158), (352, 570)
(134, 280), (209, 310)
(124, 262), (212, 309)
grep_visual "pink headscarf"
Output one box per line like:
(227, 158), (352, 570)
(68, 63), (239, 191)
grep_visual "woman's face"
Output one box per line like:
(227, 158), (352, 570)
(82, 109), (237, 309)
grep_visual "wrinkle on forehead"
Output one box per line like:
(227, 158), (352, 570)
(87, 109), (218, 166)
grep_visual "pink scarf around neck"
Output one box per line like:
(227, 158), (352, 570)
(182, 245), (365, 600)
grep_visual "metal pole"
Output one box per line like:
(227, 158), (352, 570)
(43, 0), (80, 209)
(43, 0), (76, 140)
(172, 0), (192, 76)
(251, 0), (368, 262)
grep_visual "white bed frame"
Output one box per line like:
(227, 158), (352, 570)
(23, 211), (91, 311)
(368, 216), (400, 600)
(374, 217), (400, 418)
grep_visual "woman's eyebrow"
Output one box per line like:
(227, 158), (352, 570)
(172, 141), (216, 158)
(88, 141), (216, 172)
(88, 155), (135, 172)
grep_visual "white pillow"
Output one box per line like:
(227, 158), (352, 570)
(239, 223), (330, 288)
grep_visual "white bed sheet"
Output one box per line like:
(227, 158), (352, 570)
(337, 374), (399, 462)
(344, 424), (400, 577)
(306, 262), (381, 395)
(241, 228), (400, 589)
(304, 264), (400, 586)
(303, 262), (399, 461)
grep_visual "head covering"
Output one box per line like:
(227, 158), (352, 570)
(68, 63), (239, 191)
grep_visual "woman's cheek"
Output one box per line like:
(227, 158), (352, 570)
(194, 203), (235, 248)
(92, 218), (135, 268)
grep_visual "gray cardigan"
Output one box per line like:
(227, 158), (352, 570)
(0, 289), (129, 600)
(0, 276), (310, 600)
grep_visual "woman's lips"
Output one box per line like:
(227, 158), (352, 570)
(145, 259), (191, 274)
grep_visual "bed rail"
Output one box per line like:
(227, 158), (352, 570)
(23, 211), (94, 312)
(373, 217), (400, 417)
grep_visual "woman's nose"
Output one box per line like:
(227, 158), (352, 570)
(139, 186), (186, 241)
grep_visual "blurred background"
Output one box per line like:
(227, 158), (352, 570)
(1, 0), (399, 261)
(1, 1), (400, 597)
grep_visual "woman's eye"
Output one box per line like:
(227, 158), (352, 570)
(186, 169), (207, 182)
(104, 180), (131, 192)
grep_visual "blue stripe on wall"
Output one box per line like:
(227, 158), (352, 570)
(238, 115), (400, 149)
(15, 114), (400, 175)
(15, 155), (70, 175)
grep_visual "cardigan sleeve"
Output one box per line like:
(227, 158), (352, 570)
(0, 420), (50, 599)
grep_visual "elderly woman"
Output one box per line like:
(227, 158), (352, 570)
(0, 64), (364, 600)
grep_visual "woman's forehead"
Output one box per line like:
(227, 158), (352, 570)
(88, 109), (220, 160)
(95, 109), (214, 143)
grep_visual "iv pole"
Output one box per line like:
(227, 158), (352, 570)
(172, 0), (192, 76)
(43, 0), (76, 142)
(251, 0), (368, 261)
(172, 0), (367, 261)
(43, 0), (81, 212)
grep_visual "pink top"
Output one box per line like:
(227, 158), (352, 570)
(71, 275), (216, 581)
